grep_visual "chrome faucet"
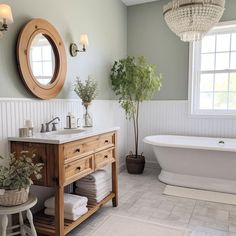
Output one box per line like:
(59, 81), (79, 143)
(41, 117), (60, 132)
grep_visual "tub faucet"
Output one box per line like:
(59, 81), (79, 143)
(43, 117), (60, 132)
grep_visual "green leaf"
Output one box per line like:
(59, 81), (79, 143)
(0, 151), (44, 190)
(74, 76), (98, 103)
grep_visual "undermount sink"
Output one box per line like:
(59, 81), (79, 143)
(52, 128), (86, 135)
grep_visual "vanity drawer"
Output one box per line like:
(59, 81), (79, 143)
(95, 148), (115, 170)
(64, 155), (94, 185)
(96, 133), (115, 152)
(63, 137), (98, 163)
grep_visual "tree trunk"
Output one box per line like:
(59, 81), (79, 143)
(135, 101), (140, 157)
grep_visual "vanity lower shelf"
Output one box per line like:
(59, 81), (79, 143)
(33, 192), (115, 236)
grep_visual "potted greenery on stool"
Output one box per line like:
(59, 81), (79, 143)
(0, 151), (43, 206)
(74, 76), (98, 127)
(110, 56), (162, 174)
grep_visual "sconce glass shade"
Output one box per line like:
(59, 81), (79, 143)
(79, 34), (89, 46)
(70, 34), (89, 57)
(0, 4), (13, 24)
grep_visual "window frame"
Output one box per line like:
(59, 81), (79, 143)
(189, 20), (236, 118)
(30, 41), (55, 85)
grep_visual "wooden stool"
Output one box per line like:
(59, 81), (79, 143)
(0, 194), (37, 236)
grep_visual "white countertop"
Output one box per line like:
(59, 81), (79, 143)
(8, 126), (120, 144)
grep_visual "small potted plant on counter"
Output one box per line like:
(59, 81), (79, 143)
(0, 151), (44, 206)
(74, 76), (98, 127)
(110, 56), (162, 174)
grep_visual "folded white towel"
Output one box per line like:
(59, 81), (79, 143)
(76, 177), (111, 187)
(44, 193), (88, 213)
(76, 178), (110, 187)
(76, 184), (110, 196)
(75, 189), (110, 200)
(78, 170), (109, 183)
(87, 191), (111, 205)
(75, 188), (110, 203)
(44, 206), (88, 221)
(76, 180), (110, 193)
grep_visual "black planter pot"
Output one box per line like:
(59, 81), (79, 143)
(126, 155), (145, 174)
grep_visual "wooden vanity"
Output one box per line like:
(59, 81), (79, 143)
(9, 128), (119, 236)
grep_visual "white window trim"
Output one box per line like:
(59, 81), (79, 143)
(188, 20), (236, 119)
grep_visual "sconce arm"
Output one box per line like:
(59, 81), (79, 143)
(70, 43), (86, 57)
(0, 19), (8, 31)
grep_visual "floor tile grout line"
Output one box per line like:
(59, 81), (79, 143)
(188, 199), (197, 227)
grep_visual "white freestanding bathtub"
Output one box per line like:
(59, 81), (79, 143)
(144, 135), (236, 194)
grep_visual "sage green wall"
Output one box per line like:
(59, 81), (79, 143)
(128, 0), (236, 100)
(0, 0), (127, 99)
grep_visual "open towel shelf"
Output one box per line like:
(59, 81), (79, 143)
(33, 192), (115, 236)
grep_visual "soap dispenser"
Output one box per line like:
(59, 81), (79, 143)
(70, 113), (77, 128)
(66, 112), (72, 129)
(66, 112), (77, 129)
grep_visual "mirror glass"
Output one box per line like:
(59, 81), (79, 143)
(29, 34), (56, 85)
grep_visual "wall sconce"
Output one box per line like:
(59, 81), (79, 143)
(0, 4), (13, 36)
(70, 34), (89, 57)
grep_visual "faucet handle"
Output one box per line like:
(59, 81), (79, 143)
(40, 124), (45, 133)
(45, 123), (50, 132)
(52, 122), (58, 131)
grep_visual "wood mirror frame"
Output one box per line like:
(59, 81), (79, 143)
(17, 18), (67, 100)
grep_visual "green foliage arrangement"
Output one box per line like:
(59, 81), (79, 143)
(110, 56), (162, 157)
(0, 151), (44, 190)
(74, 76), (98, 104)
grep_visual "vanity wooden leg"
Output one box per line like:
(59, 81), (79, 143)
(112, 161), (118, 207)
(55, 186), (64, 236)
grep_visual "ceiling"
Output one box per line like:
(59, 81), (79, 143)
(121, 0), (160, 6)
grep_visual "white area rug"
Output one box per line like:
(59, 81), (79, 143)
(90, 214), (191, 236)
(164, 185), (236, 205)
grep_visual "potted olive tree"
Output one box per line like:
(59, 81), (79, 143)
(0, 151), (43, 206)
(110, 56), (162, 174)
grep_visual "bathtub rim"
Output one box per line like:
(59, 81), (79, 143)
(143, 135), (236, 152)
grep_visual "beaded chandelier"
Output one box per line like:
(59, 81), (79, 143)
(163, 0), (225, 42)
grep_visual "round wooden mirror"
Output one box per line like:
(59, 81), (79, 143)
(17, 18), (67, 99)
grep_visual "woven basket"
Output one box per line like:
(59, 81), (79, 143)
(0, 187), (29, 206)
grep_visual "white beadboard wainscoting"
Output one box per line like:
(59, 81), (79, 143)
(127, 100), (236, 166)
(1, 99), (236, 168)
(0, 98), (127, 165)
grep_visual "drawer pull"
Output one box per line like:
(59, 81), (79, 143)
(77, 166), (81, 170)
(104, 155), (108, 159)
(104, 140), (109, 144)
(75, 148), (81, 153)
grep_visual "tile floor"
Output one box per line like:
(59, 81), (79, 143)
(68, 168), (236, 236)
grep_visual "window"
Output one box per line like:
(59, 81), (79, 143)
(189, 21), (236, 116)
